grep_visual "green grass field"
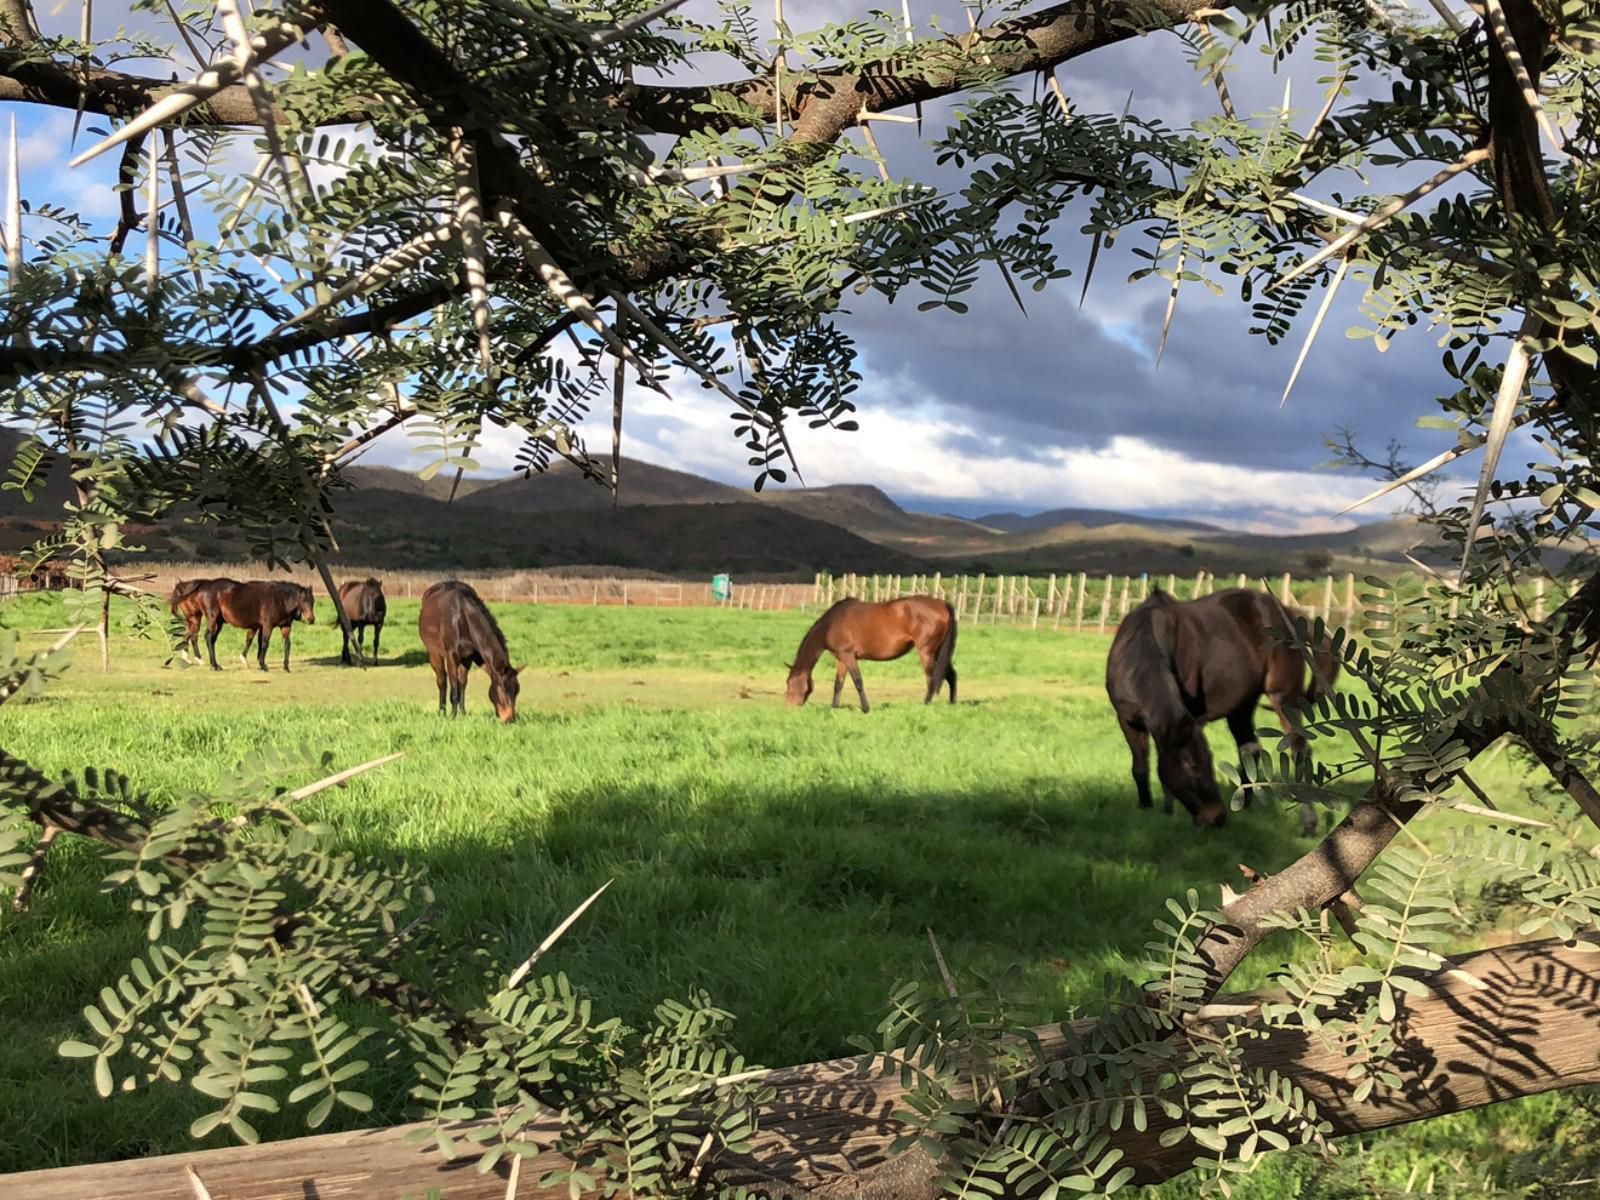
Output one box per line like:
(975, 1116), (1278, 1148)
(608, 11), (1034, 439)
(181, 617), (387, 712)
(0, 592), (1589, 1196)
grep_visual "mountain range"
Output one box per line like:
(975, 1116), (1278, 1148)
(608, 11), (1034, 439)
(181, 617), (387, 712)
(0, 428), (1436, 578)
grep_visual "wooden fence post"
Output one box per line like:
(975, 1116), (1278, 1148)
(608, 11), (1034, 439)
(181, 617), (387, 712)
(1031, 597), (1041, 629)
(1075, 572), (1087, 631)
(1236, 573), (1246, 590)
(1192, 570), (1204, 599)
(1165, 573), (1176, 595)
(1344, 573), (1355, 625)
(1053, 577), (1066, 631)
(1046, 574), (1057, 614)
(932, 571), (943, 600)
(1096, 576), (1112, 634)
(1118, 576), (1131, 620)
(1139, 575), (1149, 602)
(1535, 577), (1547, 621)
(1321, 575), (1333, 623)
(1280, 572), (1292, 604)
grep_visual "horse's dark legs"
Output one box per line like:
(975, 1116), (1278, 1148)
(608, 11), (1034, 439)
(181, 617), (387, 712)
(845, 657), (870, 713)
(341, 624), (353, 667)
(240, 628), (257, 666)
(255, 625), (270, 672)
(832, 659), (847, 708)
(205, 618), (223, 671)
(945, 664), (957, 704)
(372, 621), (382, 664)
(1263, 689), (1309, 755)
(451, 662), (469, 715)
(1226, 701), (1263, 809)
(1117, 713), (1155, 810)
(281, 624), (293, 672)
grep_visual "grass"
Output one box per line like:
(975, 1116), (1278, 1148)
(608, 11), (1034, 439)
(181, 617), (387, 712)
(0, 591), (1590, 1196)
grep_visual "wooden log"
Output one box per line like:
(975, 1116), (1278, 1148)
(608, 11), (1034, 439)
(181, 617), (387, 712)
(11, 938), (1600, 1199)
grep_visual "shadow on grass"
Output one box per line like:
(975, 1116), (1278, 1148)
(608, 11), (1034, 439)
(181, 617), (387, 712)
(1, 772), (1336, 1173)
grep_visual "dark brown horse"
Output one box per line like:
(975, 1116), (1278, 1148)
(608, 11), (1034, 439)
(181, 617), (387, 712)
(417, 581), (521, 723)
(169, 577), (238, 664)
(1105, 587), (1339, 828)
(208, 581), (316, 672)
(338, 578), (387, 666)
(786, 596), (957, 713)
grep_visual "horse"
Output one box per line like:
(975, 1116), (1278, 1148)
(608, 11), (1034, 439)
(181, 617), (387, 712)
(338, 578), (387, 665)
(169, 577), (238, 664)
(417, 580), (522, 723)
(1104, 587), (1340, 828)
(208, 581), (317, 672)
(785, 596), (957, 713)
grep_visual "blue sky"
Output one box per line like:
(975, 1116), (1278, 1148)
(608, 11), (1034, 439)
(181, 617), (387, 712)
(6, 0), (1500, 533)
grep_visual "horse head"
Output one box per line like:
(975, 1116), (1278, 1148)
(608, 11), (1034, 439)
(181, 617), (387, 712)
(784, 663), (813, 706)
(298, 585), (316, 624)
(1157, 718), (1227, 828)
(489, 663), (521, 724)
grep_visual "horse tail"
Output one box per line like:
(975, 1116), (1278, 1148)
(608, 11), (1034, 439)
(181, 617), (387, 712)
(931, 602), (958, 695)
(1138, 607), (1197, 745)
(169, 578), (199, 614)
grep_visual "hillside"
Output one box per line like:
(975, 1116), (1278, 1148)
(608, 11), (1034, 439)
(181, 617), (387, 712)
(971, 508), (1221, 535)
(0, 425), (1512, 578)
(460, 457), (745, 512)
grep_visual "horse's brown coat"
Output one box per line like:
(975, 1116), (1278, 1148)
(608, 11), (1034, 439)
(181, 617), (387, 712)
(210, 581), (316, 672)
(338, 578), (387, 665)
(786, 596), (957, 712)
(416, 581), (520, 723)
(1105, 587), (1339, 827)
(169, 578), (238, 665)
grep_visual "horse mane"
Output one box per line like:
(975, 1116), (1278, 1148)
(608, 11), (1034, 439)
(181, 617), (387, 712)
(452, 583), (511, 670)
(791, 599), (853, 677)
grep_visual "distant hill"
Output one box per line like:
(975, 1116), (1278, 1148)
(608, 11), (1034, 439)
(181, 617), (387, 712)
(0, 424), (1534, 579)
(332, 488), (930, 576)
(460, 457), (745, 513)
(972, 508), (1222, 535)
(342, 464), (492, 503)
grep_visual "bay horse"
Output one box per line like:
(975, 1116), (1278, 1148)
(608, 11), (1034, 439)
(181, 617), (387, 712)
(417, 580), (522, 723)
(208, 581), (316, 672)
(1105, 587), (1339, 828)
(338, 578), (387, 665)
(169, 577), (238, 664)
(786, 596), (957, 713)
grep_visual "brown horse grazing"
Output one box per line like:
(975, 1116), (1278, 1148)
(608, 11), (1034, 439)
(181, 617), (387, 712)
(338, 578), (387, 666)
(1105, 587), (1340, 828)
(169, 577), (238, 664)
(786, 596), (957, 713)
(417, 581), (522, 723)
(209, 581), (316, 672)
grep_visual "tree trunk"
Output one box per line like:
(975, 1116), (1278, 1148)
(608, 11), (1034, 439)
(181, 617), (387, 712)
(10, 936), (1600, 1200)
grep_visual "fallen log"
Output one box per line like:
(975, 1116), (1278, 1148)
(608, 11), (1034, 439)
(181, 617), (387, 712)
(7, 936), (1600, 1199)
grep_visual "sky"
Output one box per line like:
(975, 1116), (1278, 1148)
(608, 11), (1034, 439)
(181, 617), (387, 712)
(8, 0), (1498, 534)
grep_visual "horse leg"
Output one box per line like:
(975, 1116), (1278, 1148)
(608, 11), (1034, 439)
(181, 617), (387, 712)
(1226, 700), (1263, 808)
(1117, 714), (1155, 811)
(918, 644), (939, 704)
(454, 662), (470, 715)
(205, 618), (223, 671)
(372, 621), (382, 664)
(341, 623), (352, 666)
(282, 625), (293, 672)
(832, 658), (847, 709)
(240, 628), (254, 666)
(430, 653), (448, 714)
(1263, 678), (1318, 833)
(843, 655), (870, 714)
(945, 664), (957, 704)
(256, 626), (270, 672)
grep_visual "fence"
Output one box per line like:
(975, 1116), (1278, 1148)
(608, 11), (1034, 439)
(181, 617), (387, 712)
(808, 570), (1370, 632)
(36, 564), (1581, 631)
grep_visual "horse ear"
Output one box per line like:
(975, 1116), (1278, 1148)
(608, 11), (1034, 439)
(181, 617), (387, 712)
(512, 662), (527, 674)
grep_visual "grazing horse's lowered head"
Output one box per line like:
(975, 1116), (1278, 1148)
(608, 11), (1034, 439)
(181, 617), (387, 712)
(487, 663), (522, 724)
(784, 661), (814, 706)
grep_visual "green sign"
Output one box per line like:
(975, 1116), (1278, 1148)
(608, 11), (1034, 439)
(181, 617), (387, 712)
(711, 574), (732, 602)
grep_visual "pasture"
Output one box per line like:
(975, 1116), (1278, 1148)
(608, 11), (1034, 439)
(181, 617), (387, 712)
(0, 590), (1587, 1196)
